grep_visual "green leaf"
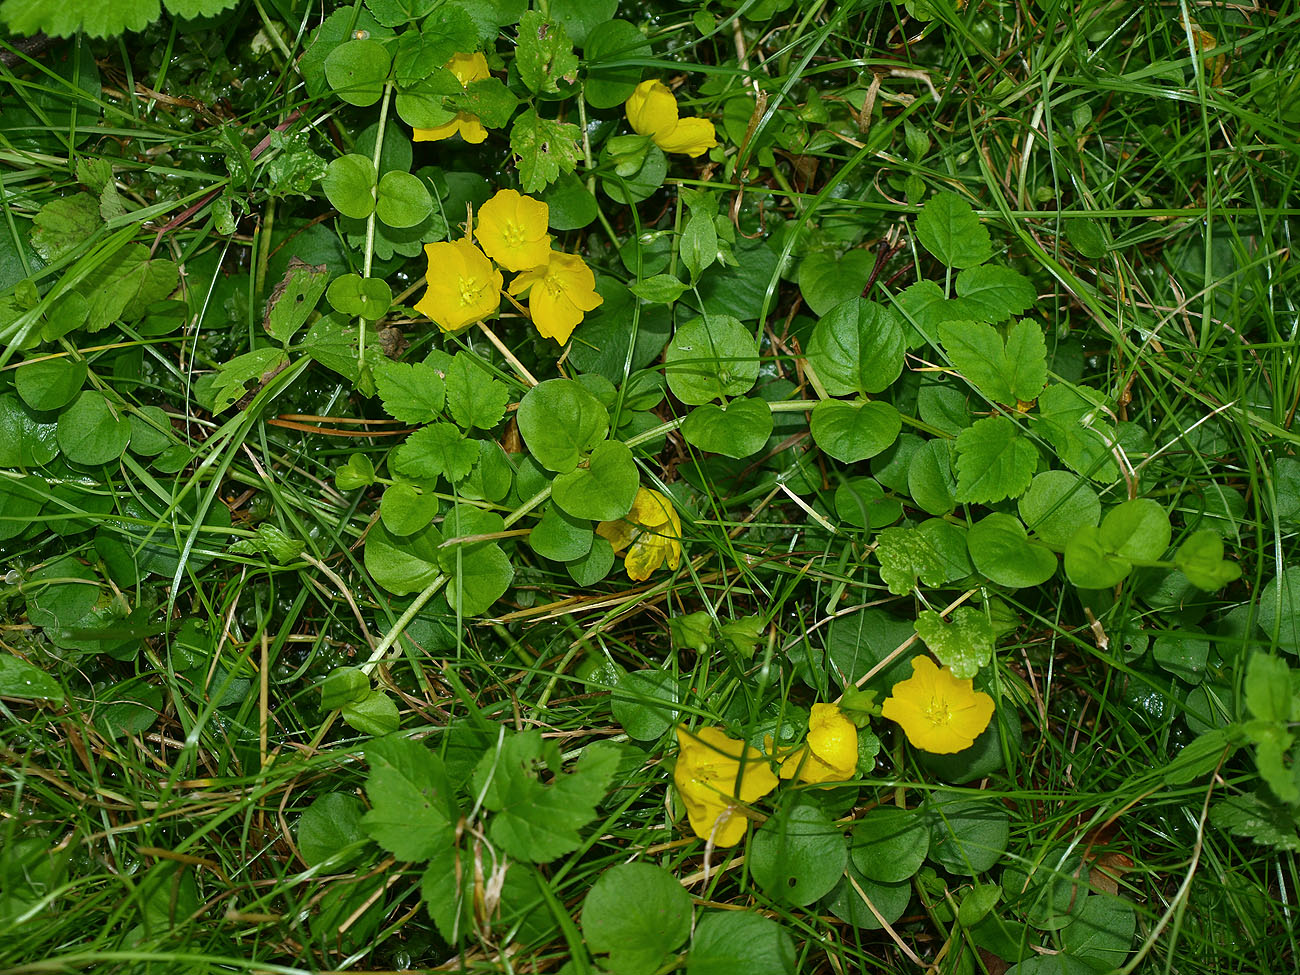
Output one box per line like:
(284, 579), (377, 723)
(0, 0), (160, 37)
(226, 523), (305, 562)
(31, 194), (101, 262)
(297, 793), (366, 868)
(749, 801), (847, 907)
(444, 353), (510, 431)
(299, 314), (364, 384)
(0, 394), (58, 468)
(372, 357), (446, 424)
(953, 264), (1036, 322)
(906, 439), (957, 516)
(875, 520), (971, 596)
(56, 391), (131, 465)
(810, 399), (902, 464)
(363, 0), (437, 26)
(796, 250), (875, 317)
(834, 477), (901, 531)
(611, 669), (680, 740)
(664, 314), (760, 405)
(1245, 652), (1292, 724)
(15, 358), (86, 412)
(517, 379), (610, 473)
(568, 534), (615, 585)
(76, 243), (178, 332)
(851, 805), (929, 883)
(687, 912), (797, 975)
(806, 299), (907, 396)
(164, 0), (240, 15)
(472, 731), (620, 862)
(630, 273), (690, 304)
(0, 655), (65, 703)
(1060, 895), (1136, 971)
(364, 520), (444, 594)
(825, 861), (912, 930)
(541, 173), (599, 230)
(583, 19), (652, 109)
(1258, 570), (1300, 651)
(1099, 498), (1170, 562)
(335, 452), (377, 490)
(25, 555), (99, 631)
(1017, 470), (1101, 549)
(376, 170), (433, 228)
(327, 273), (393, 320)
(552, 439), (639, 521)
(1003, 320), (1049, 402)
(509, 109), (581, 193)
(343, 691), (402, 736)
(393, 423), (478, 482)
(915, 191), (992, 269)
(263, 258), (328, 345)
(1210, 793), (1300, 853)
(516, 10), (579, 94)
(322, 154), (378, 219)
(1174, 529), (1242, 590)
(196, 347), (289, 415)
(925, 789), (1009, 875)
(680, 210), (718, 281)
(550, 0), (617, 45)
(529, 503), (593, 561)
(319, 666), (370, 709)
(325, 38), (392, 107)
(958, 884), (1002, 928)
(1031, 383), (1119, 483)
(361, 735), (456, 861)
(0, 474), (46, 542)
(914, 608), (996, 679)
(967, 513), (1058, 589)
(583, 862), (692, 975)
(681, 397), (773, 459)
(1063, 525), (1131, 590)
(379, 482), (439, 536)
(939, 319), (1046, 404)
(954, 415), (1036, 503)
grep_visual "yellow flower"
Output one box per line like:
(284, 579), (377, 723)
(779, 703), (859, 784)
(474, 189), (552, 272)
(625, 80), (679, 139)
(673, 725), (778, 847)
(413, 52), (490, 145)
(624, 80), (719, 158)
(595, 487), (681, 582)
(880, 656), (995, 755)
(506, 251), (603, 345)
(414, 237), (502, 332)
(653, 116), (718, 158)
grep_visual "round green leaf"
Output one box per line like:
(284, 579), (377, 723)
(517, 379), (611, 473)
(681, 397), (773, 459)
(664, 315), (760, 406)
(15, 357), (86, 412)
(1004, 957), (1101, 975)
(0, 474), (45, 541)
(583, 862), (692, 975)
(529, 503), (593, 561)
(850, 805), (929, 883)
(1257, 569), (1300, 651)
(1060, 894), (1136, 969)
(833, 476), (901, 530)
(380, 482), (439, 536)
(825, 859), (912, 930)
(750, 801), (847, 907)
(56, 391), (131, 465)
(376, 170), (433, 228)
(322, 154), (378, 219)
(364, 520), (443, 595)
(1064, 524), (1130, 590)
(924, 789), (1009, 875)
(1099, 498), (1171, 562)
(443, 543), (513, 616)
(810, 399), (901, 463)
(325, 38), (392, 106)
(327, 273), (393, 319)
(907, 438), (957, 516)
(0, 393), (61, 468)
(796, 249), (875, 317)
(552, 440), (639, 521)
(298, 793), (367, 868)
(568, 535), (615, 585)
(583, 19), (652, 109)
(806, 298), (907, 396)
(128, 406), (173, 457)
(25, 555), (99, 630)
(1017, 470), (1101, 549)
(611, 669), (680, 740)
(541, 173), (598, 230)
(967, 513), (1058, 589)
(917, 704), (1022, 784)
(915, 191), (993, 269)
(601, 144), (668, 204)
(688, 911), (797, 975)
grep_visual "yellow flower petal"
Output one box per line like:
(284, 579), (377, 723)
(413, 238), (503, 332)
(625, 79), (679, 139)
(475, 189), (553, 271)
(411, 54), (491, 143)
(507, 250), (603, 345)
(674, 725), (778, 847)
(596, 487), (682, 581)
(655, 116), (718, 157)
(881, 657), (995, 754)
(447, 51), (490, 86)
